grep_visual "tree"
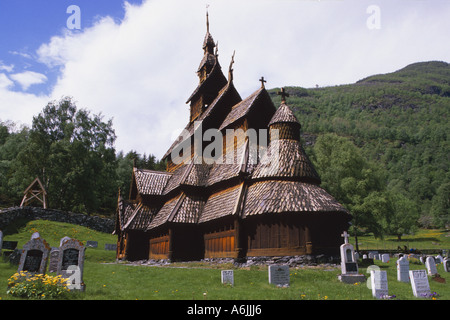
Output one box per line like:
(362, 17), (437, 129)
(16, 97), (117, 214)
(383, 189), (419, 240)
(430, 180), (450, 228)
(311, 133), (388, 249)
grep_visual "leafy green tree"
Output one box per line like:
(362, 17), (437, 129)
(430, 180), (450, 228)
(383, 189), (419, 240)
(311, 133), (388, 248)
(16, 97), (117, 214)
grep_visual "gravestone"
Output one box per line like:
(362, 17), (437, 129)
(435, 255), (443, 264)
(104, 243), (117, 251)
(221, 270), (234, 286)
(48, 248), (60, 273)
(86, 240), (98, 248)
(2, 241), (18, 250)
(268, 265), (290, 287)
(18, 238), (50, 274)
(370, 270), (389, 299)
(419, 256), (425, 264)
(443, 258), (449, 273)
(57, 238), (86, 291)
(381, 254), (389, 263)
(397, 256), (410, 283)
(409, 270), (431, 298)
(339, 231), (358, 274)
(425, 256), (437, 275)
(338, 232), (366, 284)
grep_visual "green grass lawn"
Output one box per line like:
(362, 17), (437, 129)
(1, 220), (449, 300)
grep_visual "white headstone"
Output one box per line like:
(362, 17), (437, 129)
(370, 270), (389, 299)
(444, 258), (450, 273)
(409, 270), (431, 298)
(221, 270), (234, 286)
(435, 255), (443, 264)
(381, 254), (389, 263)
(268, 265), (290, 287)
(0, 230), (3, 253)
(340, 231), (358, 274)
(397, 256), (409, 283)
(425, 256), (438, 275)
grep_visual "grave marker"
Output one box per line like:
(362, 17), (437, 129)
(370, 270), (389, 299)
(443, 258), (449, 273)
(425, 256), (437, 275)
(0, 230), (3, 255)
(48, 248), (60, 273)
(86, 240), (98, 248)
(268, 265), (290, 287)
(57, 238), (86, 291)
(104, 243), (117, 251)
(340, 231), (358, 274)
(18, 238), (50, 274)
(409, 269), (431, 298)
(397, 256), (409, 283)
(221, 270), (234, 286)
(381, 254), (389, 263)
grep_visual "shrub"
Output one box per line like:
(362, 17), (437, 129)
(7, 271), (70, 299)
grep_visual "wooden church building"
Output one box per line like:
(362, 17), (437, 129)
(115, 14), (351, 261)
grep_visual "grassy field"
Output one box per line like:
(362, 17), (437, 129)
(1, 220), (449, 301)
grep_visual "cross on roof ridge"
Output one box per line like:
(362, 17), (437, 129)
(277, 87), (289, 103)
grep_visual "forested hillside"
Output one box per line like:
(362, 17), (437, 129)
(268, 61), (449, 229)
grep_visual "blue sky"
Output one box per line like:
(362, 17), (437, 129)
(0, 0), (143, 95)
(1, 0), (449, 158)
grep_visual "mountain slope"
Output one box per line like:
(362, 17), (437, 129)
(268, 61), (450, 226)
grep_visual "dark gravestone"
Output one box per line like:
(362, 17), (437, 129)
(18, 238), (50, 274)
(57, 238), (86, 291)
(2, 241), (18, 250)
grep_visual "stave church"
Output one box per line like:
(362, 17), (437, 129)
(114, 14), (351, 262)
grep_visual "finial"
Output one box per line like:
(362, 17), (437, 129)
(228, 50), (235, 83)
(277, 87), (290, 103)
(206, 5), (210, 33)
(259, 76), (267, 88)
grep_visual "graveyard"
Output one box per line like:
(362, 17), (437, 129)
(0, 219), (449, 300)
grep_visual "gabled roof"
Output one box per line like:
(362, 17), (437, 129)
(186, 58), (227, 104)
(130, 168), (172, 199)
(219, 87), (275, 130)
(163, 79), (241, 161)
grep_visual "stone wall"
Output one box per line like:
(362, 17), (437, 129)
(0, 207), (115, 234)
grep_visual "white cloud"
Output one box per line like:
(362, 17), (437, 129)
(2, 0), (450, 158)
(0, 73), (14, 89)
(0, 62), (14, 73)
(10, 71), (48, 91)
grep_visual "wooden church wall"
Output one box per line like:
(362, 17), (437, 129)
(202, 217), (237, 259)
(244, 214), (311, 257)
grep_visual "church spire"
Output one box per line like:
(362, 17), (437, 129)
(203, 10), (215, 54)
